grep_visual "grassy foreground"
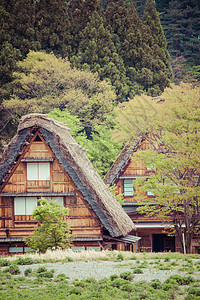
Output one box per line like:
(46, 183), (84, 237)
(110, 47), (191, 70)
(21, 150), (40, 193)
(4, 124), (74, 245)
(0, 250), (199, 299)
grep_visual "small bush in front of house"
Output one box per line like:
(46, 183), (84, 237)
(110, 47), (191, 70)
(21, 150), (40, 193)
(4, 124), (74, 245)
(0, 259), (11, 267)
(150, 279), (162, 289)
(24, 268), (32, 276)
(110, 274), (119, 281)
(133, 267), (143, 274)
(120, 271), (132, 281)
(185, 287), (200, 299)
(4, 264), (20, 275)
(165, 274), (194, 285)
(36, 266), (54, 278)
(69, 286), (84, 295)
(16, 257), (35, 265)
(116, 252), (124, 261)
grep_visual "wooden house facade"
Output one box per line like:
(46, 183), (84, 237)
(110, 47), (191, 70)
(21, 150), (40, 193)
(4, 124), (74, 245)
(0, 114), (137, 255)
(104, 134), (199, 253)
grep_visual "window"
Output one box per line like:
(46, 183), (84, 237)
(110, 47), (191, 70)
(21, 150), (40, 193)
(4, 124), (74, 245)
(46, 197), (64, 206)
(124, 179), (134, 196)
(27, 163), (50, 180)
(14, 197), (37, 215)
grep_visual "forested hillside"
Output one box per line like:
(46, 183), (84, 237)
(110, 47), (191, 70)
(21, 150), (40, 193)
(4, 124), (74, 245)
(0, 0), (199, 176)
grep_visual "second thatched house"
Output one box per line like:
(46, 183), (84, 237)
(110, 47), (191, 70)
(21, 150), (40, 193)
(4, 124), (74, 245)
(0, 114), (138, 255)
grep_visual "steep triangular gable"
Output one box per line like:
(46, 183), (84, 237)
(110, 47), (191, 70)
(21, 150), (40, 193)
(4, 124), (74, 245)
(1, 131), (101, 229)
(0, 114), (135, 237)
(104, 133), (158, 186)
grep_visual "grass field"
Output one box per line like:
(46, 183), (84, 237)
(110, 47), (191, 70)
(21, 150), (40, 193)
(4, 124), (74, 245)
(0, 250), (199, 299)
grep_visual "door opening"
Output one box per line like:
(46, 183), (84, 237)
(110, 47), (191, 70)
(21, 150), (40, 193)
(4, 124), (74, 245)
(153, 234), (175, 252)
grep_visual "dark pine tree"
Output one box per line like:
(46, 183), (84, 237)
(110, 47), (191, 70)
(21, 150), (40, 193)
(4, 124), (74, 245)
(0, 0), (21, 100)
(68, 0), (99, 56)
(161, 0), (200, 66)
(35, 0), (71, 57)
(71, 10), (129, 102)
(143, 0), (172, 93)
(5, 0), (37, 57)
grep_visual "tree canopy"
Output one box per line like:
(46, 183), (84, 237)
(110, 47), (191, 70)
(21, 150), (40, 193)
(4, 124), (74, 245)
(116, 83), (200, 254)
(49, 108), (122, 178)
(0, 51), (116, 151)
(26, 198), (71, 253)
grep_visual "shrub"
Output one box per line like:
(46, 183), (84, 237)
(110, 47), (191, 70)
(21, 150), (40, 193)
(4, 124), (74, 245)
(110, 278), (126, 288)
(150, 279), (162, 289)
(120, 271), (132, 281)
(36, 266), (54, 278)
(63, 256), (73, 262)
(0, 259), (11, 267)
(110, 274), (119, 281)
(24, 268), (32, 276)
(165, 275), (185, 285)
(164, 257), (170, 262)
(131, 256), (137, 260)
(69, 286), (83, 295)
(186, 287), (200, 297)
(36, 266), (48, 274)
(116, 252), (124, 261)
(16, 257), (35, 265)
(55, 273), (67, 282)
(133, 268), (143, 274)
(182, 276), (195, 285)
(4, 264), (20, 275)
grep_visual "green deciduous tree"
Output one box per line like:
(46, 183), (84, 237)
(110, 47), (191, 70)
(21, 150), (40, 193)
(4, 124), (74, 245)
(26, 198), (71, 253)
(1, 51), (116, 152)
(116, 83), (200, 253)
(49, 108), (122, 178)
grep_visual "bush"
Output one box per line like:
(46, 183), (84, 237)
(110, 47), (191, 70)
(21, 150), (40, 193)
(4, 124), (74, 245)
(165, 275), (186, 285)
(133, 268), (143, 274)
(69, 286), (83, 295)
(116, 252), (124, 261)
(16, 257), (34, 265)
(24, 268), (32, 276)
(120, 271), (132, 281)
(36, 266), (54, 278)
(150, 279), (162, 289)
(0, 259), (11, 267)
(110, 274), (119, 281)
(187, 287), (200, 296)
(4, 264), (20, 275)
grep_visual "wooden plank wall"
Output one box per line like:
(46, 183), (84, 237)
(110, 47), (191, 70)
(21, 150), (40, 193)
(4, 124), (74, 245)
(115, 139), (154, 203)
(0, 138), (101, 239)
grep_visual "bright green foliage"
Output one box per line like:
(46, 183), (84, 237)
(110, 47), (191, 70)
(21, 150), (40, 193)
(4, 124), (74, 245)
(108, 184), (125, 206)
(71, 10), (129, 102)
(128, 83), (200, 254)
(49, 108), (122, 177)
(26, 198), (71, 253)
(0, 51), (116, 152)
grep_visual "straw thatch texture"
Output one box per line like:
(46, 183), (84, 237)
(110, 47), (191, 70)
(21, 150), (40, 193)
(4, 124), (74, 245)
(0, 114), (135, 237)
(104, 134), (146, 186)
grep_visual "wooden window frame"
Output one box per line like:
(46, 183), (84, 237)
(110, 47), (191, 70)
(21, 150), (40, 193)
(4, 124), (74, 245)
(27, 162), (50, 181)
(124, 179), (134, 196)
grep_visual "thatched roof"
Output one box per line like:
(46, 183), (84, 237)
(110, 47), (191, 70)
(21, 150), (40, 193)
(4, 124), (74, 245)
(104, 133), (147, 186)
(0, 114), (135, 237)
